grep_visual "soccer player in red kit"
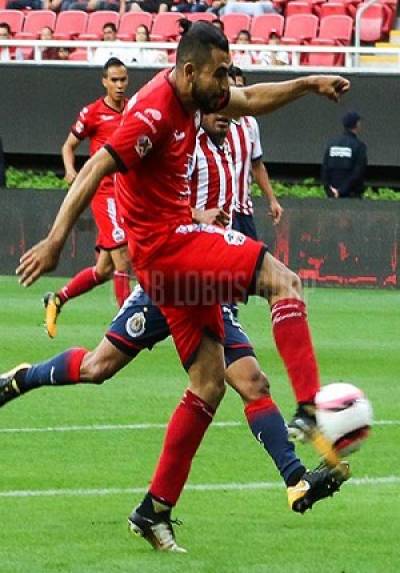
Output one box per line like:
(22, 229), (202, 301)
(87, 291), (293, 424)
(44, 58), (131, 338)
(17, 22), (350, 552)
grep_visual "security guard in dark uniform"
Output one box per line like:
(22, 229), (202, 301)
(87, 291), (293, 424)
(321, 112), (368, 198)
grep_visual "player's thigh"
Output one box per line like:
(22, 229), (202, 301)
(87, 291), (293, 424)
(256, 251), (302, 304)
(187, 333), (226, 409)
(95, 249), (114, 278)
(109, 245), (131, 272)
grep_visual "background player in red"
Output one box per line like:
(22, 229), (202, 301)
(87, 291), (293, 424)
(44, 58), (132, 338)
(17, 22), (350, 552)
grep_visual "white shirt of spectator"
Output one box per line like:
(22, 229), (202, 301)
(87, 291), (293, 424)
(91, 44), (133, 65)
(227, 116), (263, 216)
(258, 49), (289, 66)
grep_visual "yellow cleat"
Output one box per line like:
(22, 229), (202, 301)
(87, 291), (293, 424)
(43, 292), (62, 338)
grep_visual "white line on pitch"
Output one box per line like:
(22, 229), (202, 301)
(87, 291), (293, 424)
(0, 476), (399, 499)
(0, 420), (398, 434)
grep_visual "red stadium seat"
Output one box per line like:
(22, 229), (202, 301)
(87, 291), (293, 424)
(17, 10), (56, 39)
(79, 10), (119, 40)
(282, 13), (319, 42)
(318, 14), (353, 44)
(68, 48), (88, 60)
(187, 12), (214, 23)
(150, 13), (183, 41)
(250, 14), (285, 43)
(0, 0), (8, 9)
(307, 37), (339, 65)
(285, 1), (313, 16)
(117, 11), (153, 40)
(221, 13), (251, 42)
(319, 2), (348, 17)
(0, 9), (24, 34)
(359, 4), (385, 42)
(54, 11), (88, 40)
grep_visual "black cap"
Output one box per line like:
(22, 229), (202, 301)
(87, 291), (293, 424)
(342, 111), (361, 129)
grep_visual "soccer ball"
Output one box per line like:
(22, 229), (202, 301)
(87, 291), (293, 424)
(315, 383), (373, 455)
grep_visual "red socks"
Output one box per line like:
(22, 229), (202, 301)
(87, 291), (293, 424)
(113, 271), (131, 307)
(59, 266), (103, 304)
(150, 389), (215, 506)
(271, 298), (320, 404)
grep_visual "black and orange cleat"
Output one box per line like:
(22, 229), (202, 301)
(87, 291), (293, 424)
(43, 292), (63, 338)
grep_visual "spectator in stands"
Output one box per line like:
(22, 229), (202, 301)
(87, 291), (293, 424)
(92, 22), (130, 65)
(211, 18), (224, 31)
(208, 0), (226, 17)
(321, 112), (368, 199)
(6, 0), (43, 9)
(48, 0), (119, 11)
(223, 0), (278, 17)
(58, 46), (71, 59)
(125, 0), (171, 13)
(257, 30), (289, 66)
(232, 29), (257, 66)
(39, 26), (60, 61)
(129, 23), (168, 64)
(173, 0), (208, 12)
(0, 22), (12, 62)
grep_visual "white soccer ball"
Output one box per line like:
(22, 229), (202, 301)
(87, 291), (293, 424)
(315, 383), (373, 455)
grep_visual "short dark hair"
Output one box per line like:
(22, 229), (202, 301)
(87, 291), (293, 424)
(0, 22), (11, 34)
(103, 22), (117, 33)
(212, 18), (224, 31)
(176, 20), (229, 69)
(103, 57), (126, 77)
(236, 29), (251, 41)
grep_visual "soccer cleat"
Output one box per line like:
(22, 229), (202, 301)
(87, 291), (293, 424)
(43, 292), (63, 338)
(0, 363), (31, 407)
(128, 508), (187, 553)
(287, 403), (341, 469)
(288, 461), (350, 514)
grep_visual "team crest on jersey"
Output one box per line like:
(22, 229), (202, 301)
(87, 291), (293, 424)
(144, 108), (162, 121)
(135, 135), (153, 158)
(112, 227), (126, 243)
(126, 312), (146, 338)
(224, 230), (246, 246)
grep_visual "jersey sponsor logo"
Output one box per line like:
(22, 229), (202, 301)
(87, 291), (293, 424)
(144, 108), (162, 121)
(224, 229), (246, 246)
(329, 146), (352, 158)
(126, 312), (146, 338)
(174, 130), (185, 142)
(135, 135), (153, 158)
(100, 114), (115, 121)
(134, 111), (157, 134)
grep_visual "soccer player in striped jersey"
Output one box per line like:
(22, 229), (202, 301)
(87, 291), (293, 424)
(2, 112), (348, 552)
(43, 58), (132, 339)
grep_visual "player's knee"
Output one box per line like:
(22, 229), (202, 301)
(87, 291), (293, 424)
(242, 369), (270, 402)
(80, 353), (111, 384)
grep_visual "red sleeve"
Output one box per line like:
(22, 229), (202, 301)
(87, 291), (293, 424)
(104, 103), (169, 172)
(71, 103), (96, 141)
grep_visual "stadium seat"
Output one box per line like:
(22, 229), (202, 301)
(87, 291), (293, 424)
(187, 12), (214, 23)
(318, 14), (353, 44)
(117, 11), (153, 41)
(54, 11), (88, 40)
(221, 13), (251, 42)
(79, 11), (119, 40)
(150, 13), (183, 41)
(307, 37), (339, 65)
(359, 4), (385, 42)
(285, 1), (313, 16)
(68, 48), (88, 61)
(0, 0), (8, 9)
(282, 13), (319, 43)
(319, 2), (348, 17)
(250, 14), (285, 43)
(17, 10), (56, 40)
(0, 9), (24, 34)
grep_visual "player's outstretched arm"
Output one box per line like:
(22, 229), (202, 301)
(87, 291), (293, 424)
(225, 75), (350, 118)
(16, 148), (116, 287)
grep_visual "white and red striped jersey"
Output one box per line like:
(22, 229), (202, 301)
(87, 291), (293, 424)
(227, 116), (263, 216)
(190, 127), (236, 218)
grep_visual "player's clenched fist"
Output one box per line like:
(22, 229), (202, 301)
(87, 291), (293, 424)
(310, 75), (350, 102)
(16, 239), (61, 287)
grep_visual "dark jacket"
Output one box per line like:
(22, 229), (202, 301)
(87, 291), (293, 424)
(321, 130), (368, 198)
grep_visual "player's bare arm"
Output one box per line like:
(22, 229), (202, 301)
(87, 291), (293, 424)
(191, 207), (230, 227)
(16, 148), (116, 287)
(251, 159), (283, 225)
(224, 76), (350, 118)
(62, 132), (81, 185)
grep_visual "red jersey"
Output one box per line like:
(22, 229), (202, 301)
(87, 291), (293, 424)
(190, 128), (235, 218)
(71, 97), (126, 196)
(106, 70), (208, 270)
(226, 116), (263, 216)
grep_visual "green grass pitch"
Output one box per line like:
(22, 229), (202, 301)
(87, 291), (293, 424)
(0, 275), (399, 573)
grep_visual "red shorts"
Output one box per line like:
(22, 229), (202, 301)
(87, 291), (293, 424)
(136, 224), (267, 368)
(91, 194), (127, 251)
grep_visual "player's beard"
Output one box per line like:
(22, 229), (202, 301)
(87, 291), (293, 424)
(192, 81), (224, 114)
